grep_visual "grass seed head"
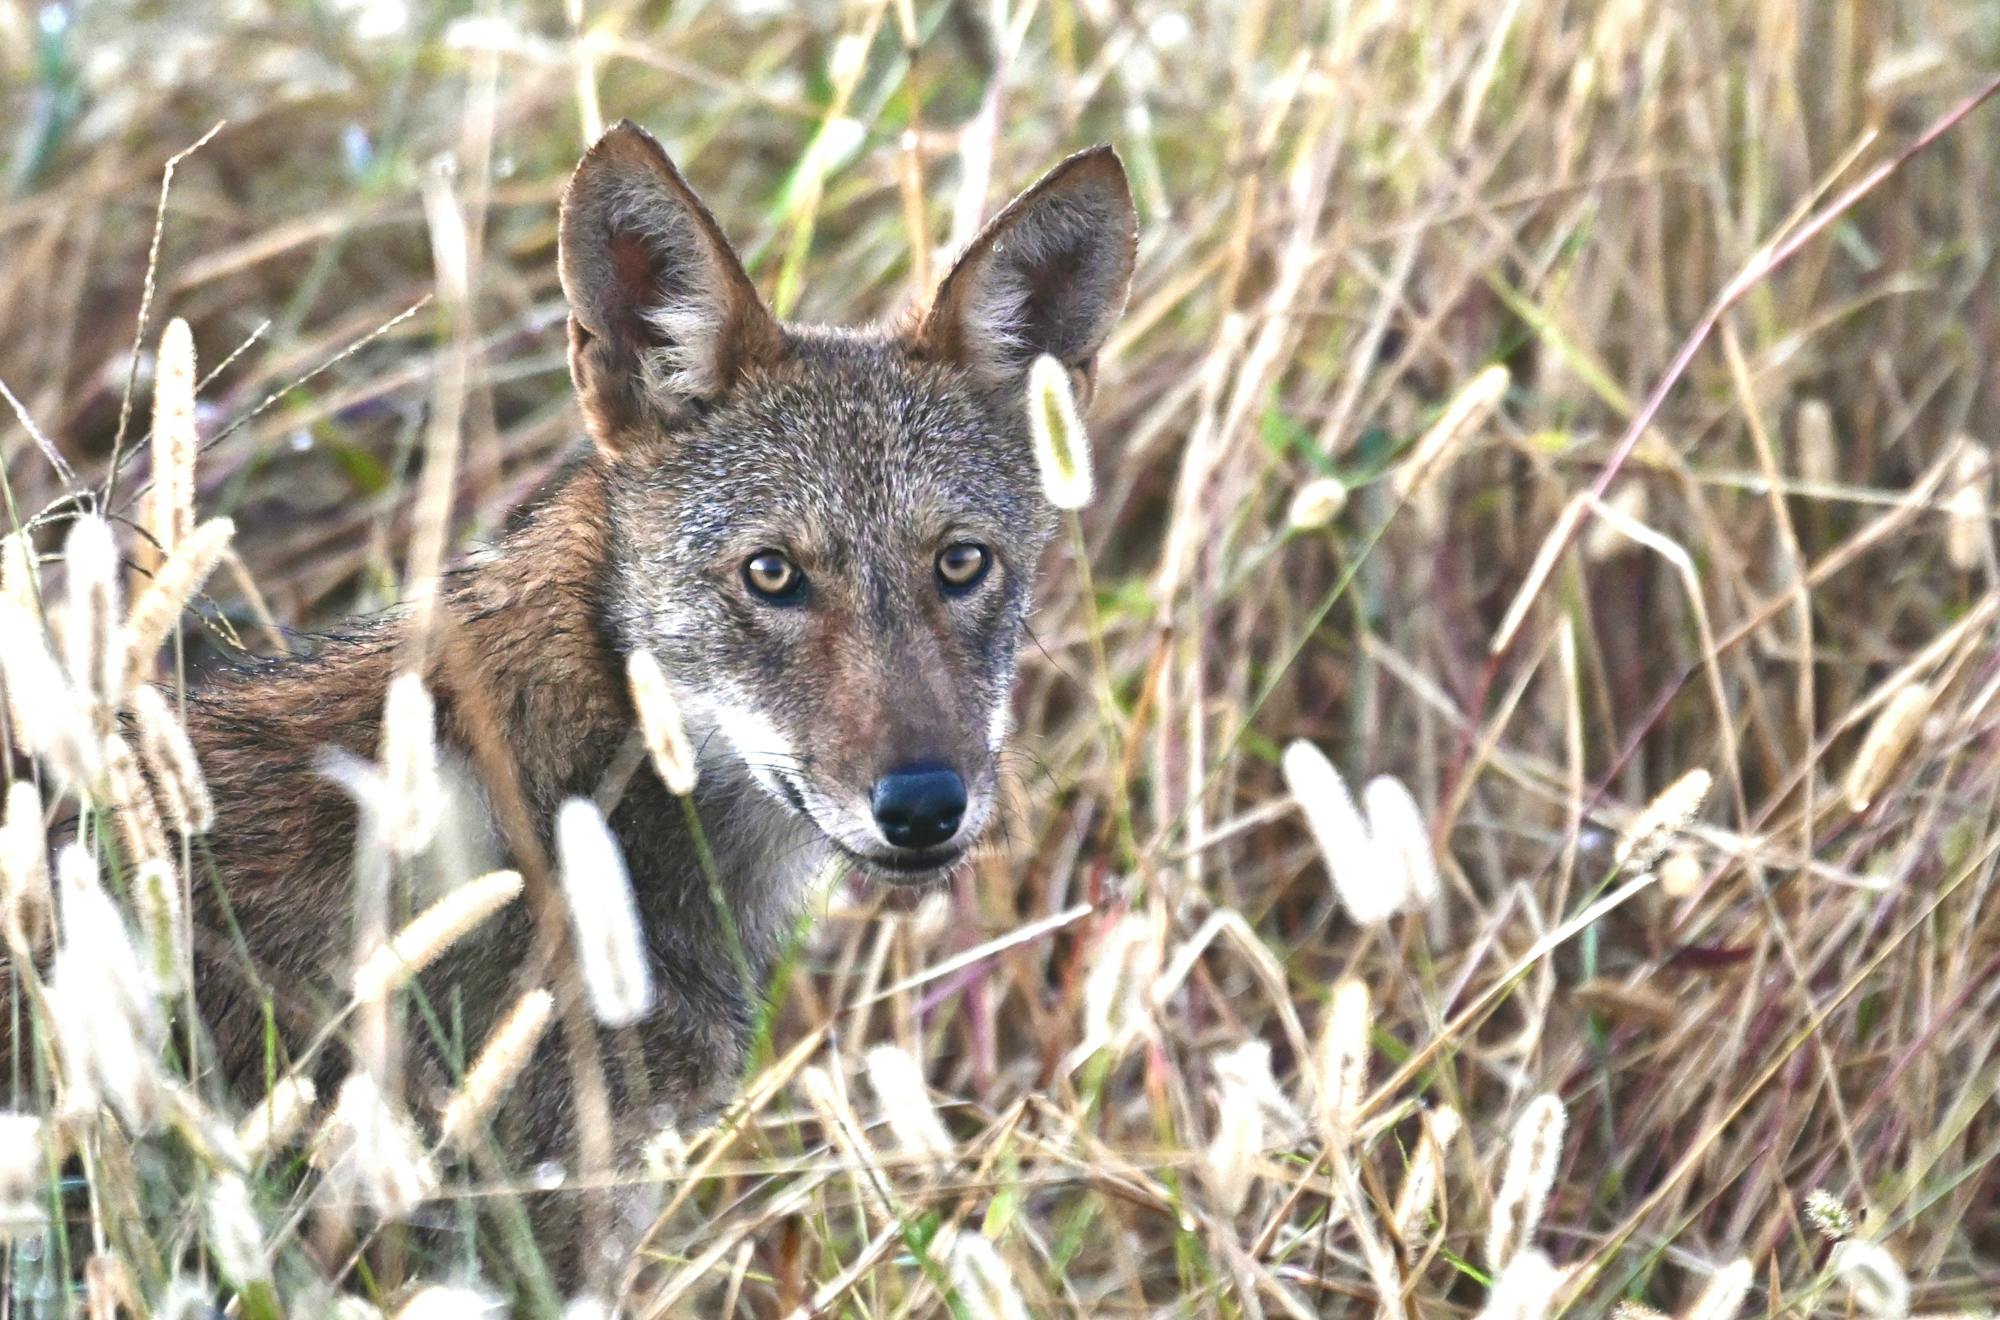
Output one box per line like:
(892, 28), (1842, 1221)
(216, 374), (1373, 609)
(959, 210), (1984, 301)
(1794, 398), (1838, 487)
(1805, 1187), (1855, 1241)
(131, 858), (185, 993)
(1028, 353), (1093, 510)
(1613, 768), (1713, 875)
(313, 1072), (438, 1220)
(1316, 977), (1372, 1141)
(0, 780), (53, 954)
(379, 670), (444, 857)
(351, 869), (523, 1004)
(863, 1043), (955, 1162)
(0, 599), (101, 787)
(0, 1113), (48, 1238)
(130, 684), (213, 834)
(205, 1172), (268, 1286)
(393, 1286), (506, 1319)
(439, 987), (555, 1151)
(1392, 363), (1510, 502)
(238, 1075), (317, 1165)
(1681, 1258), (1754, 1320)
(1486, 1092), (1568, 1268)
(150, 318), (200, 556)
(122, 516), (234, 686)
(1391, 1104), (1461, 1243)
(937, 1227), (1031, 1320)
(1843, 683), (1935, 814)
(626, 649), (698, 795)
(60, 513), (123, 730)
(1364, 774), (1440, 908)
(1943, 441), (1991, 573)
(1829, 1239), (1911, 1319)
(1074, 908), (1162, 1065)
(556, 798), (654, 1026)
(1286, 475), (1349, 530)
(1282, 740), (1402, 926)
(1476, 1249), (1563, 1320)
(103, 732), (171, 867)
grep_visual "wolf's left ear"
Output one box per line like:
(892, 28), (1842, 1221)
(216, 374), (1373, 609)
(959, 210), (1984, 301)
(916, 146), (1136, 398)
(559, 121), (781, 453)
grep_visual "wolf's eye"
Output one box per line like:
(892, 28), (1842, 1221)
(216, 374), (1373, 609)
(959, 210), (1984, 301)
(743, 551), (805, 603)
(936, 542), (991, 595)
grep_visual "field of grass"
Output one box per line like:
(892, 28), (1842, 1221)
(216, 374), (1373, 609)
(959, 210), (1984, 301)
(4, 0), (2000, 1315)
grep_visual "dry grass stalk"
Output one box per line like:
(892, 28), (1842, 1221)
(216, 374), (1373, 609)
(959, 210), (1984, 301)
(350, 869), (524, 1004)
(129, 683), (214, 834)
(1842, 682), (1935, 813)
(1486, 1092), (1567, 1268)
(150, 318), (199, 556)
(555, 797), (653, 1026)
(122, 515), (235, 683)
(626, 649), (698, 795)
(438, 987), (555, 1151)
(1391, 363), (1510, 501)
(1028, 353), (1093, 510)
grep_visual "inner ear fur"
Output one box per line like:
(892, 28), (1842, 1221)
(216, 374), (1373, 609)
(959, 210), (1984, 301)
(557, 120), (780, 453)
(915, 145), (1138, 392)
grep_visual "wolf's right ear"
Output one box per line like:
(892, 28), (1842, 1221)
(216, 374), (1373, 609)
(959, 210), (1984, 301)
(915, 146), (1137, 398)
(558, 121), (780, 453)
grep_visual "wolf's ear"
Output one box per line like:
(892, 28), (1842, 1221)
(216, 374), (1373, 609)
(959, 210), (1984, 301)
(916, 146), (1136, 396)
(558, 121), (780, 452)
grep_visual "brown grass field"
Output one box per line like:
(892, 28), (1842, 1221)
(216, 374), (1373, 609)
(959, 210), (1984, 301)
(2, 0), (1999, 1315)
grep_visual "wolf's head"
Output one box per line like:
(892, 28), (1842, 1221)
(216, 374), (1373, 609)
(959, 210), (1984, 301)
(558, 122), (1134, 882)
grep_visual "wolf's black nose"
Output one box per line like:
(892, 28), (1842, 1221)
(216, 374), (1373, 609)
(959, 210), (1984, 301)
(871, 764), (967, 850)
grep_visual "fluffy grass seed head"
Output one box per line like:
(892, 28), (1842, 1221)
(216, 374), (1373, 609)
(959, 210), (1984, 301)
(439, 987), (555, 1151)
(1072, 907), (1163, 1066)
(122, 515), (234, 684)
(1476, 1249), (1563, 1320)
(150, 318), (199, 556)
(238, 1075), (317, 1164)
(49, 844), (166, 1126)
(1282, 740), (1401, 926)
(380, 670), (445, 857)
(1028, 353), (1093, 509)
(626, 649), (697, 795)
(0, 599), (100, 787)
(205, 1172), (268, 1286)
(1657, 847), (1704, 899)
(351, 869), (523, 1004)
(1203, 1040), (1300, 1215)
(314, 1072), (438, 1220)
(1795, 397), (1838, 487)
(1612, 768), (1713, 875)
(1828, 1239), (1911, 1319)
(863, 1043), (955, 1162)
(936, 1227), (1031, 1320)
(1804, 1187), (1855, 1240)
(60, 512), (123, 729)
(1486, 1092), (1568, 1268)
(0, 779), (53, 953)
(1944, 441), (1991, 573)
(130, 684), (213, 834)
(1392, 363), (1509, 502)
(556, 797), (654, 1026)
(393, 1287), (506, 1319)
(1316, 977), (1372, 1141)
(1679, 1259), (1754, 1320)
(0, 1113), (48, 1238)
(103, 732), (171, 867)
(1391, 1104), (1461, 1243)
(1842, 682), (1934, 814)
(131, 858), (185, 992)
(1286, 475), (1349, 530)
(1363, 774), (1441, 908)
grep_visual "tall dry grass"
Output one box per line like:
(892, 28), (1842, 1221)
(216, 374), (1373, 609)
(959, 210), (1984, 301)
(2, 0), (1999, 1314)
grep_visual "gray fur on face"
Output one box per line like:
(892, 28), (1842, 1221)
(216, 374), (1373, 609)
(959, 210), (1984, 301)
(601, 330), (1057, 879)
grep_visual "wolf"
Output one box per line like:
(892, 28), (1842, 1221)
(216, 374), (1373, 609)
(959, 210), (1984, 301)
(172, 122), (1133, 1280)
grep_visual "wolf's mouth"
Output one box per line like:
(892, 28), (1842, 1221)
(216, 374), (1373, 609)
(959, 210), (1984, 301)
(830, 839), (965, 885)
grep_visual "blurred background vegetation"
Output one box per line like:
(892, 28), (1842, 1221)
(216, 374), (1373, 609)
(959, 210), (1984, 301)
(4, 0), (2000, 1314)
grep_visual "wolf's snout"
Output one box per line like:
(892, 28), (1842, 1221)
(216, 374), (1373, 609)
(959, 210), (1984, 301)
(870, 763), (967, 850)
